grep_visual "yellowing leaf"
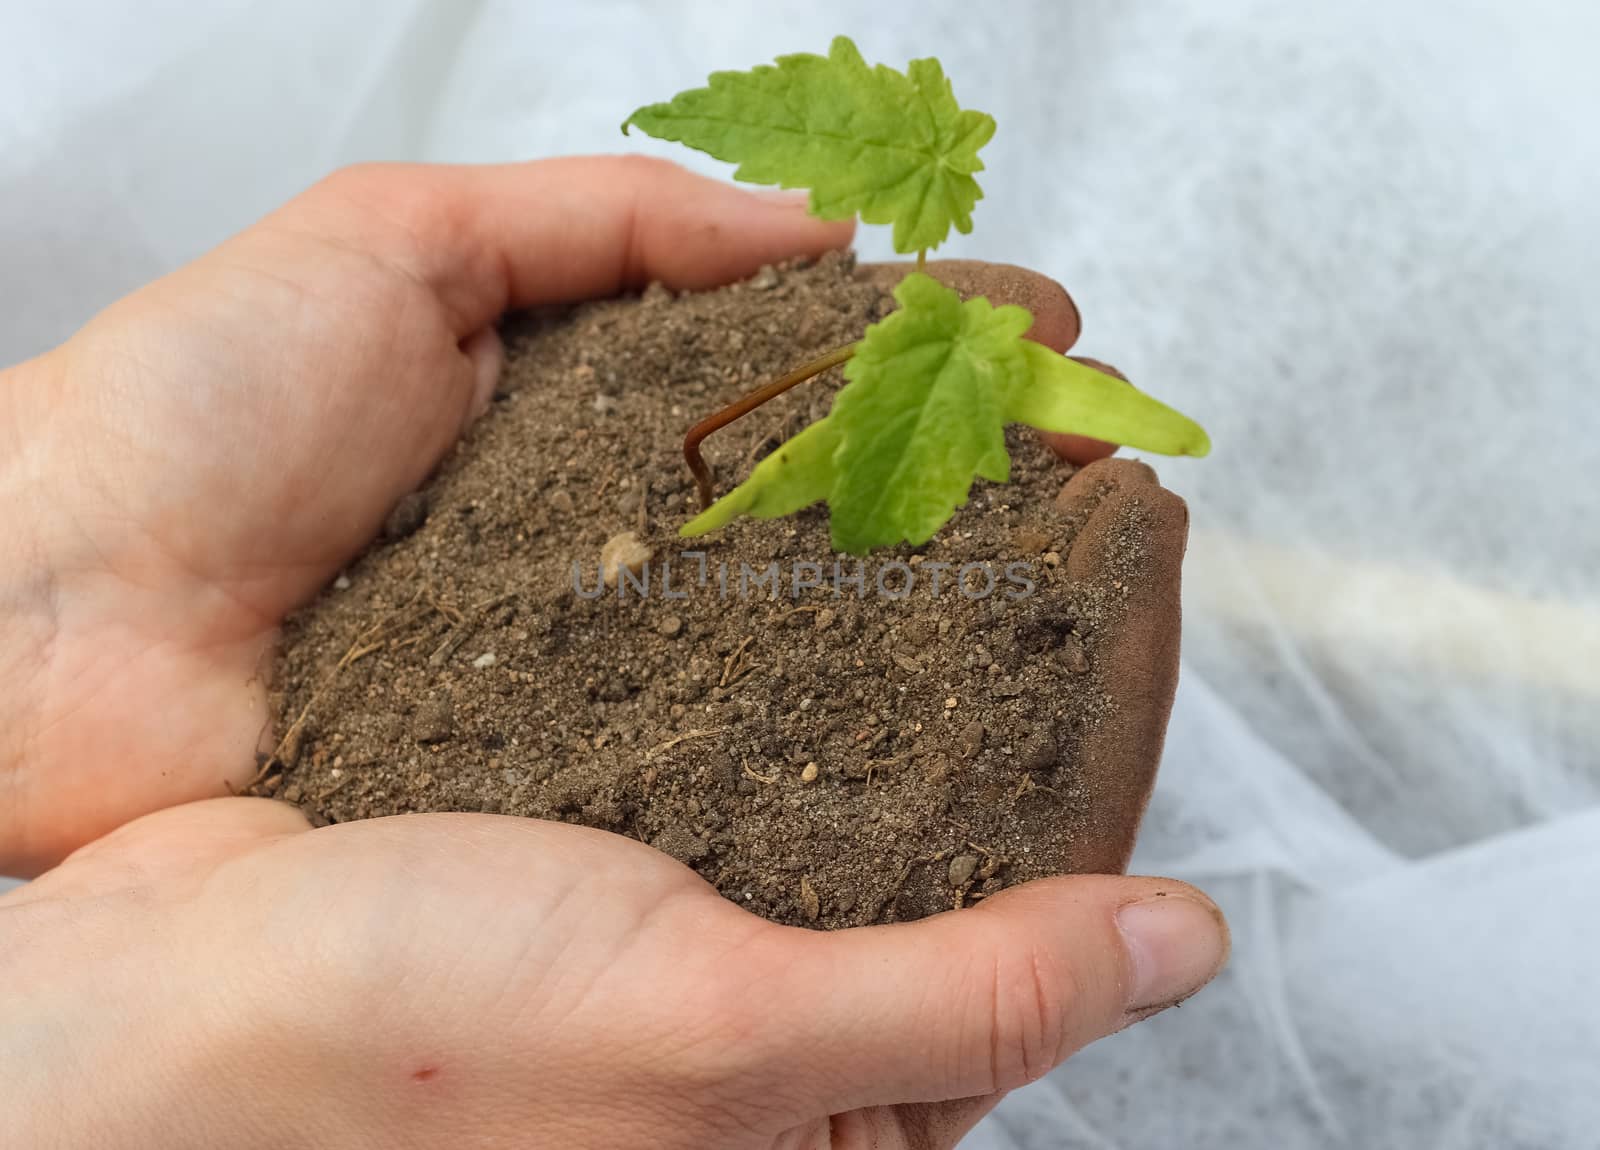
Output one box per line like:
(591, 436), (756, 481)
(1008, 343), (1212, 458)
(680, 416), (840, 538)
(623, 36), (994, 253)
(678, 275), (1211, 554)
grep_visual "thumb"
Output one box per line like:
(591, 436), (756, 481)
(774, 875), (1228, 1113)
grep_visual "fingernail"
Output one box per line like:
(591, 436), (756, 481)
(749, 188), (811, 207)
(1117, 893), (1229, 1011)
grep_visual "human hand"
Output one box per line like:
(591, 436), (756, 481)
(0, 798), (1227, 1148)
(0, 156), (1224, 1147)
(0, 157), (1119, 876)
(0, 157), (864, 875)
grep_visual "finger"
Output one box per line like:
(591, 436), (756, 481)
(294, 156), (856, 337)
(862, 261), (1116, 465)
(769, 875), (1228, 1113)
(1053, 458), (1190, 874)
(861, 259), (1081, 353)
(1042, 356), (1125, 466)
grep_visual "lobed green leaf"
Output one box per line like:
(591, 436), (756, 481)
(679, 274), (1211, 554)
(623, 36), (994, 253)
(826, 273), (1029, 553)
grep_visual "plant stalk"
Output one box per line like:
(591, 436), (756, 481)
(684, 343), (856, 510)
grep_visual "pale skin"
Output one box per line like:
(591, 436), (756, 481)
(0, 156), (1229, 1148)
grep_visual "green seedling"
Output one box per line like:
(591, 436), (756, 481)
(624, 35), (1209, 556)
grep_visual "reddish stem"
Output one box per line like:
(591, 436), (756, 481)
(683, 343), (856, 510)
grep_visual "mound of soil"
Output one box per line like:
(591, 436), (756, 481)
(257, 253), (1182, 928)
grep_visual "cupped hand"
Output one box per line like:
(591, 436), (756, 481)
(0, 157), (1118, 876)
(0, 158), (863, 875)
(0, 157), (1226, 1147)
(0, 799), (1227, 1149)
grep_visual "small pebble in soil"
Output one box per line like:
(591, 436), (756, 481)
(800, 762), (819, 783)
(547, 488), (575, 515)
(799, 876), (821, 922)
(1013, 528), (1053, 554)
(600, 531), (652, 588)
(1019, 729), (1059, 773)
(656, 615), (684, 638)
(382, 492), (429, 541)
(411, 700), (454, 745)
(472, 652), (498, 669)
(959, 720), (986, 760)
(947, 854), (980, 887)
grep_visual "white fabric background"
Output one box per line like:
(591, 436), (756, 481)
(4, 2), (1598, 1147)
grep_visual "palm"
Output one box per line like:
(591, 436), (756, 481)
(25, 235), (998, 1125)
(10, 207), (487, 870)
(35, 803), (997, 1147)
(283, 817), (995, 1148)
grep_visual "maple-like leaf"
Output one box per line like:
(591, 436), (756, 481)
(623, 36), (994, 253)
(826, 274), (1030, 552)
(679, 273), (1211, 554)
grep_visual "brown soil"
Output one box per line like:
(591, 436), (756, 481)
(257, 253), (1183, 929)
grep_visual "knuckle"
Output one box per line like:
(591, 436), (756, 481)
(308, 163), (452, 264)
(986, 944), (1077, 1088)
(613, 152), (683, 183)
(313, 162), (398, 209)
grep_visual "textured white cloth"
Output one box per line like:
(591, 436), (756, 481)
(4, 2), (1598, 1146)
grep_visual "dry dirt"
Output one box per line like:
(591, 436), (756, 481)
(258, 253), (1158, 928)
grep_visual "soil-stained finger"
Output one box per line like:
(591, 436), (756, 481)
(1052, 458), (1189, 873)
